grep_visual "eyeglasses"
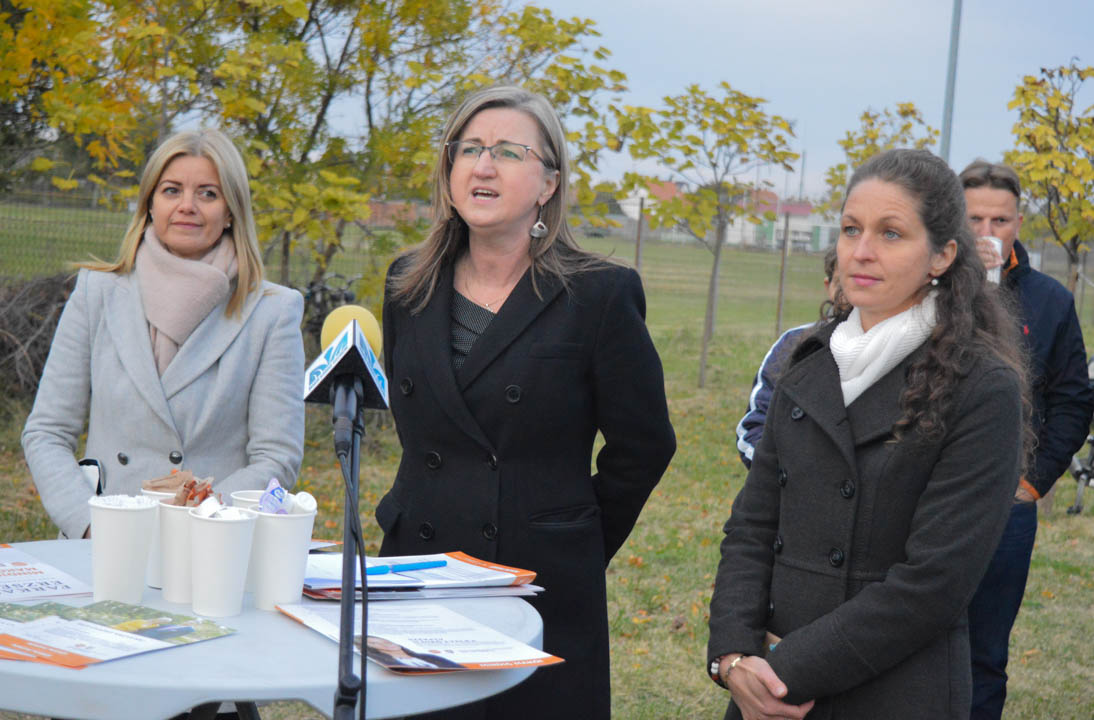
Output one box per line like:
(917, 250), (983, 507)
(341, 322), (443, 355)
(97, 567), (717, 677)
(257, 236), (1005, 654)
(445, 140), (549, 167)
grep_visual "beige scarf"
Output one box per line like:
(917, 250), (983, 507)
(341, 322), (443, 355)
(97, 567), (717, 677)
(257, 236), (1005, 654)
(134, 226), (239, 375)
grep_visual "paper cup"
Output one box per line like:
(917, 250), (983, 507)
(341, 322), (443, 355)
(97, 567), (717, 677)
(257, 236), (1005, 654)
(189, 507), (258, 617)
(159, 500), (194, 604)
(89, 495), (158, 603)
(250, 507), (317, 611)
(140, 488), (175, 588)
(232, 489), (268, 592)
(230, 490), (264, 510)
(983, 236), (1003, 284)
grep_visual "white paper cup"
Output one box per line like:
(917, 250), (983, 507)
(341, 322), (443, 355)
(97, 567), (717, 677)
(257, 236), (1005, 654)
(159, 500), (194, 604)
(140, 488), (175, 589)
(230, 490), (264, 510)
(232, 489), (268, 592)
(983, 236), (1003, 284)
(189, 507), (258, 617)
(250, 507), (317, 611)
(89, 495), (158, 603)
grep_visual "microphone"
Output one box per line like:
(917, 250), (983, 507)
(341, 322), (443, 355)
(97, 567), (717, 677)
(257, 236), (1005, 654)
(303, 306), (385, 718)
(303, 305), (389, 410)
(304, 305), (389, 457)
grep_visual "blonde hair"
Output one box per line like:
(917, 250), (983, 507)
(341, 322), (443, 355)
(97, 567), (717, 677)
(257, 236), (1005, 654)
(388, 85), (610, 313)
(78, 128), (263, 316)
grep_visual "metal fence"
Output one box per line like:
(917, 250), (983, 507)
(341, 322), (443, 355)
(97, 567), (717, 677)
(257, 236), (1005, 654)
(3, 189), (1093, 324)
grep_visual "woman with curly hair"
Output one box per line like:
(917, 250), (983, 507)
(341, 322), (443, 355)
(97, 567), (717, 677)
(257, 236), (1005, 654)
(707, 148), (1030, 720)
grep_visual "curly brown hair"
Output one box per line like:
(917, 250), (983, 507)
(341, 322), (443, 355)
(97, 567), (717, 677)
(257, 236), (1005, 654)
(839, 149), (1032, 454)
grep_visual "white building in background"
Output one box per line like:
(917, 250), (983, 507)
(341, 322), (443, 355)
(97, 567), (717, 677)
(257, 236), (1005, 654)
(619, 182), (839, 251)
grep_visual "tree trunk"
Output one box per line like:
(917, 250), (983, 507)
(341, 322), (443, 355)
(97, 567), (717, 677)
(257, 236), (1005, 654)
(698, 217), (727, 388)
(279, 230), (291, 286)
(1066, 239), (1080, 295)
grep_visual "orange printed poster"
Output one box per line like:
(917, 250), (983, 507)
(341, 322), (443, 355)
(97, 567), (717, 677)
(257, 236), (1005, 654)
(278, 602), (564, 674)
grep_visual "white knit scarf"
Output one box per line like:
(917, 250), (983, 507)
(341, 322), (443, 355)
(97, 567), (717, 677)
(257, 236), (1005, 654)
(134, 226), (238, 375)
(829, 292), (937, 406)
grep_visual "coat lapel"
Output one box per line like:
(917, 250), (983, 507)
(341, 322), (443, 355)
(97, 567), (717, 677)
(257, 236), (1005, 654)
(781, 339), (858, 473)
(844, 346), (926, 446)
(103, 274), (178, 433)
(160, 284), (260, 399)
(412, 266), (495, 452)
(782, 324), (929, 464)
(455, 268), (563, 390)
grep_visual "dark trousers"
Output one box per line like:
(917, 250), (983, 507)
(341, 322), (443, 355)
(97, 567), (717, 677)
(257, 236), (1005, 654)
(967, 501), (1038, 720)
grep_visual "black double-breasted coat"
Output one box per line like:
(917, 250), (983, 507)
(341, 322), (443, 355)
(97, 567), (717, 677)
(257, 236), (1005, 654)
(708, 323), (1022, 720)
(378, 257), (675, 719)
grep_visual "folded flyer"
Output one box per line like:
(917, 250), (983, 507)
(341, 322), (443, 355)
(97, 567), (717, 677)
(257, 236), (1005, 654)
(0, 600), (234, 668)
(0, 545), (92, 601)
(278, 601), (563, 673)
(304, 551), (537, 591)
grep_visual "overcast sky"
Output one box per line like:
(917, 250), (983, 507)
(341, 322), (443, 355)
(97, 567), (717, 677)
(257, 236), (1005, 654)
(534, 0), (1093, 198)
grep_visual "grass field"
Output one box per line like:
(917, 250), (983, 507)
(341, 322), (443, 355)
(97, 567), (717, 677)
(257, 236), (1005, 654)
(1, 232), (1093, 719)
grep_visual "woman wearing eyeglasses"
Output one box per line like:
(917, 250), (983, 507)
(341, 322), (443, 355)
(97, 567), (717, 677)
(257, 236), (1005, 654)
(377, 85), (676, 719)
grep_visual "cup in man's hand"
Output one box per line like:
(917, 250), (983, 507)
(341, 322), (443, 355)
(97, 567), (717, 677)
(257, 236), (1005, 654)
(977, 236), (1003, 284)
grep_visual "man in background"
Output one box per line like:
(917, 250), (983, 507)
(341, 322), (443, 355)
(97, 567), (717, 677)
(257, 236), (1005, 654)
(736, 246), (840, 469)
(960, 160), (1093, 720)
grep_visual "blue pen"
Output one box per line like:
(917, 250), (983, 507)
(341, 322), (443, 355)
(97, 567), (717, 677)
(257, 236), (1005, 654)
(365, 559), (447, 575)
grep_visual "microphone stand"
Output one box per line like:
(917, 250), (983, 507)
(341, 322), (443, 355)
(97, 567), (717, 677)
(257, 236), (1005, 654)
(331, 378), (368, 720)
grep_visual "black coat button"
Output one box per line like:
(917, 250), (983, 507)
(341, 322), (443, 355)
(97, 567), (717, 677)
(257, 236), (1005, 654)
(504, 384), (522, 403)
(487, 454), (498, 470)
(400, 377), (414, 395)
(117, 452), (129, 466)
(418, 523), (435, 540)
(482, 523), (498, 541)
(169, 451), (183, 464)
(425, 451), (442, 469)
(767, 600), (775, 618)
(790, 406), (804, 420)
(840, 479), (856, 499)
(777, 468), (788, 487)
(773, 534), (783, 554)
(829, 548), (845, 567)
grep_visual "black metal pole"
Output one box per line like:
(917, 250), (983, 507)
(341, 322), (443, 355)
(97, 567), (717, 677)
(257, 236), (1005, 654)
(331, 378), (367, 719)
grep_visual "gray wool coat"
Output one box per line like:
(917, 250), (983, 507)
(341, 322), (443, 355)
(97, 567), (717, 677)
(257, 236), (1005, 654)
(22, 268), (306, 539)
(708, 322), (1022, 720)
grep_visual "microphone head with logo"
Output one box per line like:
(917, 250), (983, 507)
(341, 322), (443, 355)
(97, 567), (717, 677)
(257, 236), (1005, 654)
(303, 305), (389, 410)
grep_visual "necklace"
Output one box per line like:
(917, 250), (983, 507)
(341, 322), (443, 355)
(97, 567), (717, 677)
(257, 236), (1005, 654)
(458, 255), (529, 312)
(460, 274), (508, 311)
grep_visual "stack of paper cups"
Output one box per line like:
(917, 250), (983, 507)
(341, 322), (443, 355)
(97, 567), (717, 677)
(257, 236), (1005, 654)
(159, 500), (194, 604)
(88, 495), (157, 603)
(189, 507), (258, 617)
(250, 505), (317, 610)
(231, 490), (265, 592)
(229, 490), (264, 510)
(140, 488), (175, 588)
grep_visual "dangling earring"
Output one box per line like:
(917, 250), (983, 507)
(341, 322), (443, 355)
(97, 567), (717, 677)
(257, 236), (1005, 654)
(529, 205), (548, 239)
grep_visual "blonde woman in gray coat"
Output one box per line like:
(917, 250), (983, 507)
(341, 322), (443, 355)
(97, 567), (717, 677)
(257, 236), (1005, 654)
(22, 129), (305, 540)
(708, 150), (1031, 720)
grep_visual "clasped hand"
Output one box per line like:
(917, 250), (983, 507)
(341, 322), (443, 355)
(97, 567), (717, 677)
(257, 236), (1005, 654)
(719, 654), (814, 720)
